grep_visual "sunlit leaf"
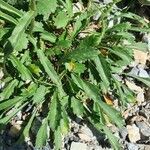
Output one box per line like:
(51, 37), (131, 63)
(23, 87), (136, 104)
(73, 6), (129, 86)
(48, 91), (61, 130)
(0, 0), (23, 17)
(9, 54), (32, 81)
(54, 126), (62, 150)
(35, 118), (48, 148)
(0, 79), (19, 100)
(4, 10), (35, 54)
(32, 85), (47, 104)
(0, 96), (22, 111)
(0, 10), (18, 24)
(60, 109), (69, 135)
(54, 11), (69, 28)
(37, 0), (57, 15)
(66, 47), (99, 62)
(71, 96), (84, 116)
(93, 55), (111, 92)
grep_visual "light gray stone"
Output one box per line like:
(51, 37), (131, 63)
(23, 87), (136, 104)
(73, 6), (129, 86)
(70, 142), (87, 150)
(127, 143), (138, 150)
(136, 122), (150, 137)
(129, 67), (139, 76)
(129, 66), (149, 78)
(80, 126), (94, 138)
(138, 68), (149, 78)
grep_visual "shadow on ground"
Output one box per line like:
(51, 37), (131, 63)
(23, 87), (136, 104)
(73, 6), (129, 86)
(0, 124), (33, 150)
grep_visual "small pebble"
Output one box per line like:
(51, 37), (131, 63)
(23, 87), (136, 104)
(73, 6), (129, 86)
(70, 142), (87, 150)
(136, 122), (150, 137)
(127, 124), (141, 143)
(127, 143), (139, 150)
(79, 126), (93, 138)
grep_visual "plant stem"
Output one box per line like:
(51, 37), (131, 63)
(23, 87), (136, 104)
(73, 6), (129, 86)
(29, 0), (36, 36)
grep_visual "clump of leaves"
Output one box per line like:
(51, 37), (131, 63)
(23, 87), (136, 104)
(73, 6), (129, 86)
(0, 0), (150, 149)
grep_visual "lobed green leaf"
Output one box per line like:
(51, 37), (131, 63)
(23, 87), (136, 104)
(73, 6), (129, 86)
(9, 54), (32, 81)
(4, 10), (35, 54)
(35, 118), (48, 148)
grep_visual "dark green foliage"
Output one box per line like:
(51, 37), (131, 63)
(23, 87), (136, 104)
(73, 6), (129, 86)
(0, 0), (150, 149)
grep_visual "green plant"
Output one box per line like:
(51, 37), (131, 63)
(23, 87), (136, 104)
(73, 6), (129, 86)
(0, 0), (150, 149)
